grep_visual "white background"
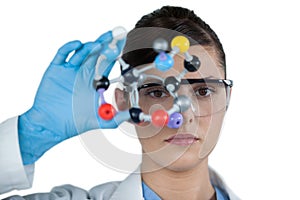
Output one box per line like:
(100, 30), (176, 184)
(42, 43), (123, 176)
(1, 0), (300, 199)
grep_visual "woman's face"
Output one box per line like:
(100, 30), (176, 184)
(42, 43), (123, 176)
(122, 45), (228, 172)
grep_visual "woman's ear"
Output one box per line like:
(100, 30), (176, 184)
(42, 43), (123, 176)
(115, 88), (129, 111)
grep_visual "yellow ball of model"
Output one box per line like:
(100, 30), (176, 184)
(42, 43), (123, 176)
(171, 36), (190, 53)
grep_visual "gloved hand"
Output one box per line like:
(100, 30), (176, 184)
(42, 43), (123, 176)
(18, 30), (126, 165)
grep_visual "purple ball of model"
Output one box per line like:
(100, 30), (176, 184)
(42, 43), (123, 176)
(167, 112), (183, 128)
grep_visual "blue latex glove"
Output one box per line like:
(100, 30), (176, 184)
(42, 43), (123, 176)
(18, 30), (126, 165)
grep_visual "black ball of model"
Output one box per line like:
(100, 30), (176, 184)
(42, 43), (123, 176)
(129, 107), (143, 123)
(184, 55), (201, 72)
(93, 76), (110, 91)
(164, 76), (180, 92)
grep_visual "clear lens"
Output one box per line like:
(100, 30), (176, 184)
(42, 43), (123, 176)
(188, 79), (229, 117)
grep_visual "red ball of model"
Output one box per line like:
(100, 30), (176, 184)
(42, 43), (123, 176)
(98, 103), (116, 120)
(151, 110), (169, 127)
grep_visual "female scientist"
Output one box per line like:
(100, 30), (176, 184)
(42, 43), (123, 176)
(0, 6), (240, 200)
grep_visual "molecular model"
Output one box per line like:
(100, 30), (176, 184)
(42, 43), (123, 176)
(93, 27), (201, 129)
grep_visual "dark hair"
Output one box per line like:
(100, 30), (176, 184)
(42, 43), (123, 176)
(122, 6), (226, 78)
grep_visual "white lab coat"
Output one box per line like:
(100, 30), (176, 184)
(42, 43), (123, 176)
(0, 117), (240, 199)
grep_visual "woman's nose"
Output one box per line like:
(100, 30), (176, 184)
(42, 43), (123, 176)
(181, 106), (194, 125)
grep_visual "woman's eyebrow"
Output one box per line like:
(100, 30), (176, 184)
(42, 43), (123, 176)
(137, 82), (163, 90)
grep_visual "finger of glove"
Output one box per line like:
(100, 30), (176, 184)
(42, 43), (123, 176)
(76, 31), (113, 71)
(68, 42), (102, 67)
(96, 30), (126, 54)
(101, 38), (126, 77)
(95, 30), (113, 43)
(79, 43), (105, 72)
(51, 40), (82, 65)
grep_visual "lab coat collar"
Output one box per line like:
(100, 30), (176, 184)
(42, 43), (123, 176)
(110, 168), (144, 200)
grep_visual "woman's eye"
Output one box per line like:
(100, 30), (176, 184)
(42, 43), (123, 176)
(145, 88), (169, 98)
(195, 87), (214, 97)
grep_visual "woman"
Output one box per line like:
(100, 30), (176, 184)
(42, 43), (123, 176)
(0, 6), (239, 200)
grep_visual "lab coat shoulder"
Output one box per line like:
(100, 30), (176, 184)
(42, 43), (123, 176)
(3, 184), (93, 200)
(2, 183), (117, 200)
(89, 181), (121, 200)
(2, 177), (136, 200)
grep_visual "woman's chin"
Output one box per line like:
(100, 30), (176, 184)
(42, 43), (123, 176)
(141, 146), (208, 173)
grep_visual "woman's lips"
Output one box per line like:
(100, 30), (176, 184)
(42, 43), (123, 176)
(164, 134), (200, 146)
